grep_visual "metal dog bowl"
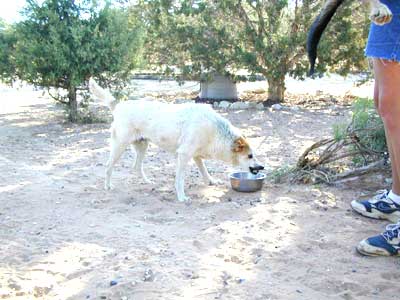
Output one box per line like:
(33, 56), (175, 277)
(229, 172), (266, 192)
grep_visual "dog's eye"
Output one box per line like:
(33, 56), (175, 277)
(248, 154), (253, 159)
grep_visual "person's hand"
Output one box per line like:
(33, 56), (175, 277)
(370, 1), (393, 25)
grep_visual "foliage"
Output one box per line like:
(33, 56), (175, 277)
(1, 0), (144, 122)
(0, 19), (17, 84)
(267, 164), (296, 184)
(141, 1), (236, 82)
(140, 0), (370, 102)
(333, 123), (347, 142)
(350, 98), (386, 156)
(332, 98), (386, 165)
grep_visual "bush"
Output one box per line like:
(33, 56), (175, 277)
(291, 97), (388, 184)
(1, 0), (144, 122)
(350, 98), (386, 156)
(337, 98), (387, 166)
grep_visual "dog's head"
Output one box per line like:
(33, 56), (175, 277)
(232, 137), (264, 174)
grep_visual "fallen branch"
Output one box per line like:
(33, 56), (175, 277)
(289, 123), (388, 184)
(332, 158), (388, 181)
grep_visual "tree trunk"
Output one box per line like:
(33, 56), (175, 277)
(267, 77), (285, 103)
(68, 86), (78, 122)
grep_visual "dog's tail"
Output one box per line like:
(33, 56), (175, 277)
(88, 78), (117, 111)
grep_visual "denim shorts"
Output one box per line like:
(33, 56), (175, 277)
(365, 0), (400, 62)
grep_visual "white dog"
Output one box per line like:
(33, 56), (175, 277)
(89, 79), (264, 202)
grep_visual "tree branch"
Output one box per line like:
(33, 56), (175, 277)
(47, 89), (69, 104)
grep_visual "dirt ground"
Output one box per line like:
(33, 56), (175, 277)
(1, 83), (400, 300)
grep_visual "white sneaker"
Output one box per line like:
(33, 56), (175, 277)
(351, 190), (400, 223)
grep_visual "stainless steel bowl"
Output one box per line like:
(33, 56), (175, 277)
(229, 172), (266, 192)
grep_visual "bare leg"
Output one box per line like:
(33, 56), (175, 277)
(132, 139), (152, 183)
(373, 68), (399, 193)
(373, 78), (380, 111)
(373, 59), (400, 194)
(193, 157), (222, 185)
(353, 61), (400, 256)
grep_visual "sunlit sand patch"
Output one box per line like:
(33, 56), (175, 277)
(0, 181), (31, 193)
(0, 242), (112, 299)
(179, 193), (299, 297)
(200, 187), (228, 203)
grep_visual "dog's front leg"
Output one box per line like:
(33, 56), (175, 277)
(194, 157), (222, 186)
(175, 153), (191, 202)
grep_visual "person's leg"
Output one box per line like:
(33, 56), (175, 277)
(374, 59), (400, 194)
(373, 69), (399, 187)
(373, 75), (379, 111)
(357, 59), (400, 256)
(350, 59), (400, 222)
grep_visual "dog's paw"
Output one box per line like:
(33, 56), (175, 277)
(143, 178), (154, 184)
(177, 195), (192, 203)
(370, 3), (392, 25)
(208, 178), (223, 186)
(104, 183), (114, 190)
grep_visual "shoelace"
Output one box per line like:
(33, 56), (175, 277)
(382, 222), (400, 242)
(376, 189), (389, 200)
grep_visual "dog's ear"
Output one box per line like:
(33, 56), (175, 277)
(233, 137), (249, 153)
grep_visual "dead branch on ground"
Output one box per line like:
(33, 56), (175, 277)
(288, 125), (389, 184)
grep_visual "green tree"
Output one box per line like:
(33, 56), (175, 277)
(5, 0), (143, 122)
(141, 0), (240, 95)
(0, 19), (17, 84)
(141, 0), (369, 102)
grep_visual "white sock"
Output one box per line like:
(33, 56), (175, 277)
(388, 190), (400, 205)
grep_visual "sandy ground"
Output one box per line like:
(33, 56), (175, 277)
(1, 82), (400, 300)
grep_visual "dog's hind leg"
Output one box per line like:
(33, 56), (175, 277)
(193, 157), (222, 186)
(132, 139), (153, 184)
(105, 130), (130, 190)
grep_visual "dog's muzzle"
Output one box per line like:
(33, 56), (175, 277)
(249, 164), (264, 174)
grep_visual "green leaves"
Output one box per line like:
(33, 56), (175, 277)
(2, 0), (143, 90)
(0, 0), (144, 121)
(1, 0), (371, 105)
(142, 0), (369, 101)
(0, 20), (17, 83)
